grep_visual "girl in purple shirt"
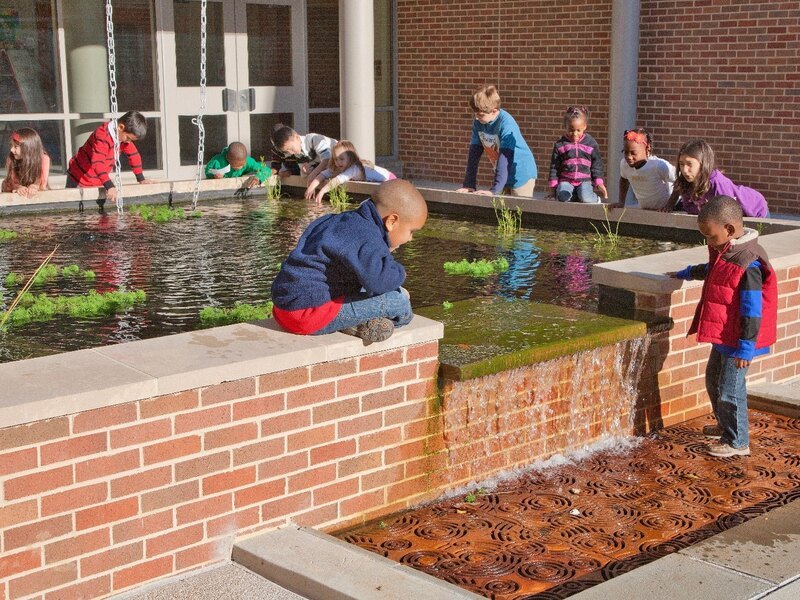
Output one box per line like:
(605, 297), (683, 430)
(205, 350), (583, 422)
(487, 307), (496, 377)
(668, 139), (769, 217)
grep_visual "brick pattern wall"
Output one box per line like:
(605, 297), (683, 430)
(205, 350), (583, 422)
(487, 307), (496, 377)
(396, 0), (612, 189)
(396, 1), (800, 212)
(440, 338), (651, 482)
(0, 342), (440, 599)
(638, 1), (800, 214)
(634, 265), (800, 429)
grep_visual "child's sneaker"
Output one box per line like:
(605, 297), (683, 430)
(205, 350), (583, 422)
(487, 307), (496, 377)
(702, 425), (723, 439)
(341, 318), (394, 345)
(708, 442), (750, 457)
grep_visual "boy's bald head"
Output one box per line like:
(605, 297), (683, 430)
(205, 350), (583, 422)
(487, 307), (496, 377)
(227, 142), (248, 162)
(372, 179), (428, 221)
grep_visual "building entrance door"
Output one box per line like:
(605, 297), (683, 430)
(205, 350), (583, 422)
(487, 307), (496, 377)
(161, 0), (307, 180)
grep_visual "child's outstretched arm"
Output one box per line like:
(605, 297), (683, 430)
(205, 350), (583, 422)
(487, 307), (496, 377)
(456, 144), (483, 193)
(589, 138), (607, 199)
(304, 169), (329, 200)
(667, 264), (708, 280)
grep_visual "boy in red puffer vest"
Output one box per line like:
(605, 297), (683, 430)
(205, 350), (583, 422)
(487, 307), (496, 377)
(669, 195), (777, 457)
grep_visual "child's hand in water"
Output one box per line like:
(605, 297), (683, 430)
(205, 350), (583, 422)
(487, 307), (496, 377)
(106, 187), (118, 203)
(314, 190), (325, 205)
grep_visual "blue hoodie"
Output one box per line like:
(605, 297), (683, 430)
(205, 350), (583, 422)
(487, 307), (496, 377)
(271, 200), (406, 311)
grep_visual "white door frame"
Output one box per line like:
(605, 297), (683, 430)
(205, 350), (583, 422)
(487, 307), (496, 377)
(159, 0), (307, 180)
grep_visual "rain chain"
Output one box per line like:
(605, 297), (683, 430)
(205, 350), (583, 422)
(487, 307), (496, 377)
(191, 0), (209, 211)
(105, 0), (123, 214)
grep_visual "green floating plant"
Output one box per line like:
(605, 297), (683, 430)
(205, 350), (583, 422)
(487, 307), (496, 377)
(327, 185), (351, 212)
(2, 288), (146, 329)
(443, 257), (510, 277)
(442, 300), (454, 310)
(130, 204), (198, 223)
(0, 230), (18, 242)
(198, 301), (274, 328)
(5, 264), (95, 287)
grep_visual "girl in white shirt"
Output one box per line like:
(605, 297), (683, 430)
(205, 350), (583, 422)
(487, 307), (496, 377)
(613, 128), (676, 211)
(304, 140), (396, 204)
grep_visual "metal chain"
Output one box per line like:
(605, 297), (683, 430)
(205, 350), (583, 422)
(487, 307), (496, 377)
(105, 0), (123, 214)
(191, 0), (208, 211)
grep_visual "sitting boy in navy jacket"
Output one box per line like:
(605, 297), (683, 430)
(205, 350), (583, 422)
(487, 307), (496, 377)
(271, 179), (427, 344)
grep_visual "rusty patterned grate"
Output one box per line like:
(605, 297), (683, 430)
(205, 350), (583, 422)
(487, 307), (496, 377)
(336, 411), (800, 599)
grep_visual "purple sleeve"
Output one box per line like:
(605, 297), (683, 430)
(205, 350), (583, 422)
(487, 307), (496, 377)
(491, 149), (512, 194)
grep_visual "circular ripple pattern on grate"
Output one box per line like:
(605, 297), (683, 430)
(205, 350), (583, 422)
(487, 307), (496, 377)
(399, 549), (458, 570)
(482, 578), (521, 595)
(380, 538), (412, 552)
(517, 560), (576, 583)
(520, 493), (573, 513)
(504, 540), (549, 558)
(413, 521), (468, 541)
(450, 547), (523, 577)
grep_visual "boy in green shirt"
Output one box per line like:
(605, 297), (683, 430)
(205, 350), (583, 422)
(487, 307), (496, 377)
(205, 141), (271, 189)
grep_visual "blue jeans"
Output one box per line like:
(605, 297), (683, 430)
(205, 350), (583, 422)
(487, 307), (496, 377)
(705, 348), (750, 448)
(314, 288), (413, 335)
(556, 181), (599, 203)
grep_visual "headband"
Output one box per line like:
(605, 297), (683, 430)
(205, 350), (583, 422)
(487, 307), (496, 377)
(10, 132), (21, 143)
(624, 130), (649, 146)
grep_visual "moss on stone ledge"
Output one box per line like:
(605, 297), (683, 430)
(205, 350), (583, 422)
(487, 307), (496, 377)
(416, 298), (647, 381)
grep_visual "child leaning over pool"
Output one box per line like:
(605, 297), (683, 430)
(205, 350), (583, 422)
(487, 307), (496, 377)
(66, 111), (156, 204)
(456, 85), (538, 198)
(205, 141), (271, 190)
(611, 128), (676, 210)
(271, 179), (427, 344)
(668, 195), (777, 457)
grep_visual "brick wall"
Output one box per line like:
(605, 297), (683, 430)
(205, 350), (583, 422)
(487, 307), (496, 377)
(0, 342), (441, 599)
(396, 1), (800, 212)
(396, 0), (612, 189)
(440, 338), (651, 482)
(632, 264), (800, 430)
(638, 1), (800, 214)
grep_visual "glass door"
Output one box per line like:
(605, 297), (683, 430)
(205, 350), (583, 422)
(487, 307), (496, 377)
(161, 0), (306, 180)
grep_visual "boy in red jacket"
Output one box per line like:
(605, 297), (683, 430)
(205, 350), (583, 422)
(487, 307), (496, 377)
(67, 111), (156, 203)
(669, 195), (777, 457)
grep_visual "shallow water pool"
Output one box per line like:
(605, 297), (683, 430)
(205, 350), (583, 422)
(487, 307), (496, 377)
(0, 197), (687, 362)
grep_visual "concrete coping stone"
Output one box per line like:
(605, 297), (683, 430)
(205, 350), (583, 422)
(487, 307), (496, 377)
(570, 499), (800, 599)
(0, 316), (443, 429)
(233, 526), (485, 600)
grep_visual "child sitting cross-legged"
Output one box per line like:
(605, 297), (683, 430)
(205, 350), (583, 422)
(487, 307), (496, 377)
(668, 195), (777, 457)
(205, 141), (271, 190)
(303, 140), (396, 204)
(271, 179), (427, 345)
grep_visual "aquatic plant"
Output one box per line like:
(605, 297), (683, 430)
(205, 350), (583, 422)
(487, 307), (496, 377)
(0, 230), (18, 242)
(261, 160), (283, 202)
(327, 185), (351, 212)
(198, 301), (274, 327)
(591, 204), (625, 249)
(492, 196), (522, 236)
(443, 257), (510, 277)
(4, 272), (24, 287)
(442, 300), (454, 310)
(5, 264), (95, 287)
(2, 288), (146, 329)
(130, 204), (197, 223)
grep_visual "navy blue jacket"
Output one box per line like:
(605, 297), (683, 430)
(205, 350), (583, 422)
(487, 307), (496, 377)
(271, 200), (406, 310)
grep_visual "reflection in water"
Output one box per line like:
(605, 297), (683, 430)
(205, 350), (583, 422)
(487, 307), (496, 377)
(0, 198), (686, 362)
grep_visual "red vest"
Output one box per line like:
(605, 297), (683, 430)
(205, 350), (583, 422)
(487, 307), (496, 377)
(688, 236), (777, 349)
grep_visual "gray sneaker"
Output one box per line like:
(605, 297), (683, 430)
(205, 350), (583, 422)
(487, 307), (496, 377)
(708, 443), (750, 457)
(341, 318), (394, 345)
